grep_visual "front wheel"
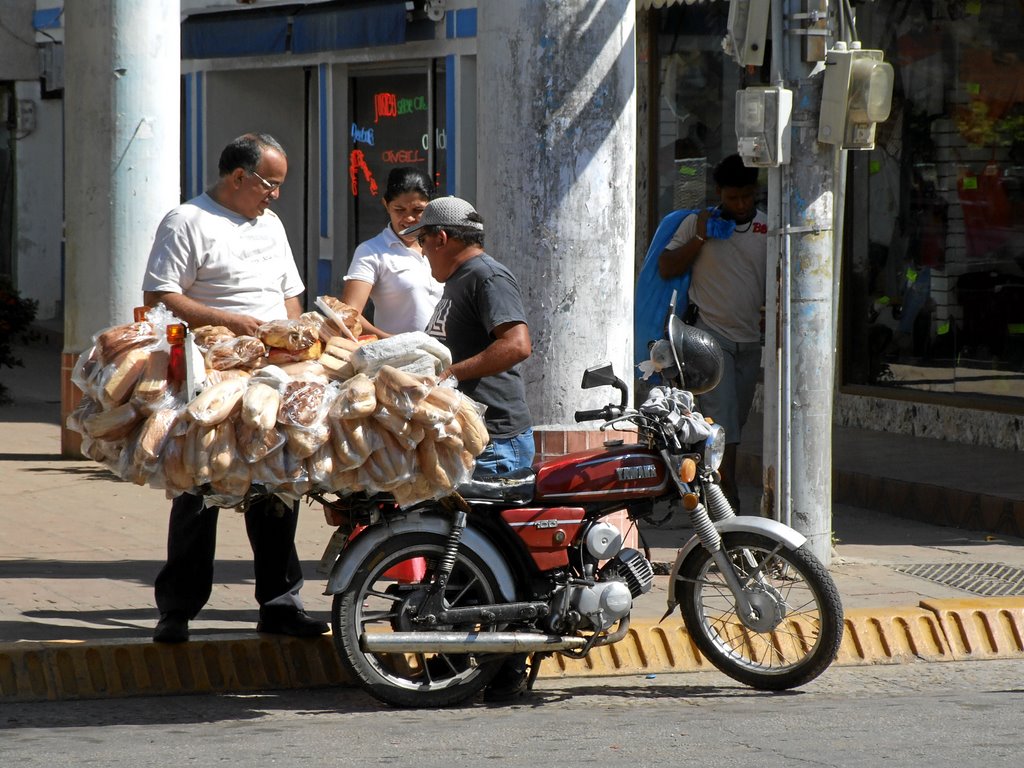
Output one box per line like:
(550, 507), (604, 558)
(677, 532), (843, 690)
(332, 531), (506, 708)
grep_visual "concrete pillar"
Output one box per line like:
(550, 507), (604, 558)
(61, 1), (180, 454)
(476, 1), (637, 428)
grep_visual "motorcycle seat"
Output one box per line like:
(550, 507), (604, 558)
(456, 467), (536, 504)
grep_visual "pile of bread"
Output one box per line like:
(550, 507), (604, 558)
(66, 300), (489, 509)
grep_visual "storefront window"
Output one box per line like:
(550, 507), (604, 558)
(347, 63), (447, 256)
(845, 0), (1024, 402)
(651, 4), (738, 225)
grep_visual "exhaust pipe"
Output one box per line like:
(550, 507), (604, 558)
(361, 631), (588, 654)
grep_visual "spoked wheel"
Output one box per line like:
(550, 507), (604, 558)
(677, 532), (844, 690)
(332, 532), (505, 708)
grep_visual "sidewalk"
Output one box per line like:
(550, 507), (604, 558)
(2, 337), (1024, 701)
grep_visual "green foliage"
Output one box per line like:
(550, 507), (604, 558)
(0, 277), (39, 405)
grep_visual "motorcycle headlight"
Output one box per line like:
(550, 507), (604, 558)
(702, 424), (726, 472)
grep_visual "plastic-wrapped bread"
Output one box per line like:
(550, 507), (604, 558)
(186, 377), (248, 426)
(133, 407), (182, 465)
(241, 381), (281, 430)
(318, 351), (355, 381)
(351, 331), (451, 377)
(284, 422), (330, 460)
(210, 459), (250, 497)
(205, 336), (267, 371)
(96, 322), (157, 364)
(191, 325), (236, 350)
(83, 401), (144, 441)
(235, 421), (285, 464)
(392, 474), (437, 509)
(161, 433), (193, 492)
(278, 380), (335, 428)
(416, 436), (450, 491)
(132, 349), (170, 409)
(257, 318), (320, 352)
(207, 420), (237, 482)
(374, 364), (434, 417)
(330, 373), (376, 419)
(455, 399), (489, 456)
(307, 442), (335, 487)
(184, 422), (217, 485)
(373, 406), (424, 451)
(101, 347), (151, 407)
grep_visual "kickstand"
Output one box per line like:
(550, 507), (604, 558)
(526, 653), (546, 690)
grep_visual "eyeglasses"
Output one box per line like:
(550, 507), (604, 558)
(249, 169), (282, 192)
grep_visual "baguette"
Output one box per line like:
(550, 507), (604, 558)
(331, 373), (376, 418)
(455, 401), (489, 456)
(208, 420), (237, 482)
(241, 382), (281, 430)
(161, 433), (193, 492)
(133, 407), (181, 464)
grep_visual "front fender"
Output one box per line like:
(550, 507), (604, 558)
(324, 512), (518, 603)
(664, 515), (808, 611)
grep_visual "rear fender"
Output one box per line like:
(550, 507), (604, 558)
(324, 512), (518, 603)
(665, 516), (808, 611)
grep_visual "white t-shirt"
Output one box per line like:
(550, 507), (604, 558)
(344, 225), (443, 334)
(666, 211), (768, 343)
(143, 192), (303, 322)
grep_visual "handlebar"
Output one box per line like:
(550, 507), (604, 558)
(574, 406), (626, 424)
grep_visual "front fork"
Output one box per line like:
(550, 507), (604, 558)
(660, 450), (759, 620)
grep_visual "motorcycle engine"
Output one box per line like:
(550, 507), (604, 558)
(567, 548), (655, 632)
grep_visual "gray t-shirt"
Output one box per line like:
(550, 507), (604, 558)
(424, 253), (532, 439)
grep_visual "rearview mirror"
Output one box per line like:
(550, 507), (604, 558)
(581, 362), (617, 389)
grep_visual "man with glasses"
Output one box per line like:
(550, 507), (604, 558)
(142, 133), (328, 643)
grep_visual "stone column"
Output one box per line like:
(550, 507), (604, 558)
(62, 0), (180, 454)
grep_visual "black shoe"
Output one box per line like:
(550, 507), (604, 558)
(484, 658), (530, 703)
(154, 612), (189, 643)
(257, 608), (329, 638)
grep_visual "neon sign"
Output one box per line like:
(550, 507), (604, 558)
(349, 148), (379, 197)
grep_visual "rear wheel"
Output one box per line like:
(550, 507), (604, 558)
(332, 532), (505, 708)
(677, 532), (843, 690)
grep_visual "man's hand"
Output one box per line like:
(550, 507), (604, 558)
(143, 291), (265, 336)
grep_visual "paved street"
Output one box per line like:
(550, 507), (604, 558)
(3, 660), (1022, 767)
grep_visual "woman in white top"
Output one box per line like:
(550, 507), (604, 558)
(341, 167), (443, 336)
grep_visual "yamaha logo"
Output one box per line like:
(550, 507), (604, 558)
(616, 465), (658, 481)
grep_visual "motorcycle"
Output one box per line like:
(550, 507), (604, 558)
(315, 309), (844, 708)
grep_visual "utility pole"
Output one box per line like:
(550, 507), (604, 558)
(61, 1), (180, 454)
(760, 0), (838, 564)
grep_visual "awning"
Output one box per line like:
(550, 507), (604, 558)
(637, 0), (719, 8)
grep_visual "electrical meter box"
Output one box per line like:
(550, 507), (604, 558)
(818, 42), (895, 150)
(724, 0), (770, 67)
(735, 86), (793, 167)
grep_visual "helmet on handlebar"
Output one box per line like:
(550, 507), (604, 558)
(667, 315), (724, 394)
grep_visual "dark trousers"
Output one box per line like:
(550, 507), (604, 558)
(154, 492), (304, 619)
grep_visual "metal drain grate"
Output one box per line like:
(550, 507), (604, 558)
(892, 562), (1024, 597)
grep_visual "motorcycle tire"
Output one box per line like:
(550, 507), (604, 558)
(332, 531), (506, 708)
(677, 531), (844, 690)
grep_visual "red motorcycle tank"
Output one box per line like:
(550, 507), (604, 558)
(532, 444), (668, 503)
(499, 508), (586, 570)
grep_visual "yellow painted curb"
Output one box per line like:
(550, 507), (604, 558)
(0, 635), (348, 703)
(838, 606), (951, 665)
(5, 601), (1023, 702)
(920, 597), (1024, 661)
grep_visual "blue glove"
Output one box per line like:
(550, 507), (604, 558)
(705, 209), (737, 240)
